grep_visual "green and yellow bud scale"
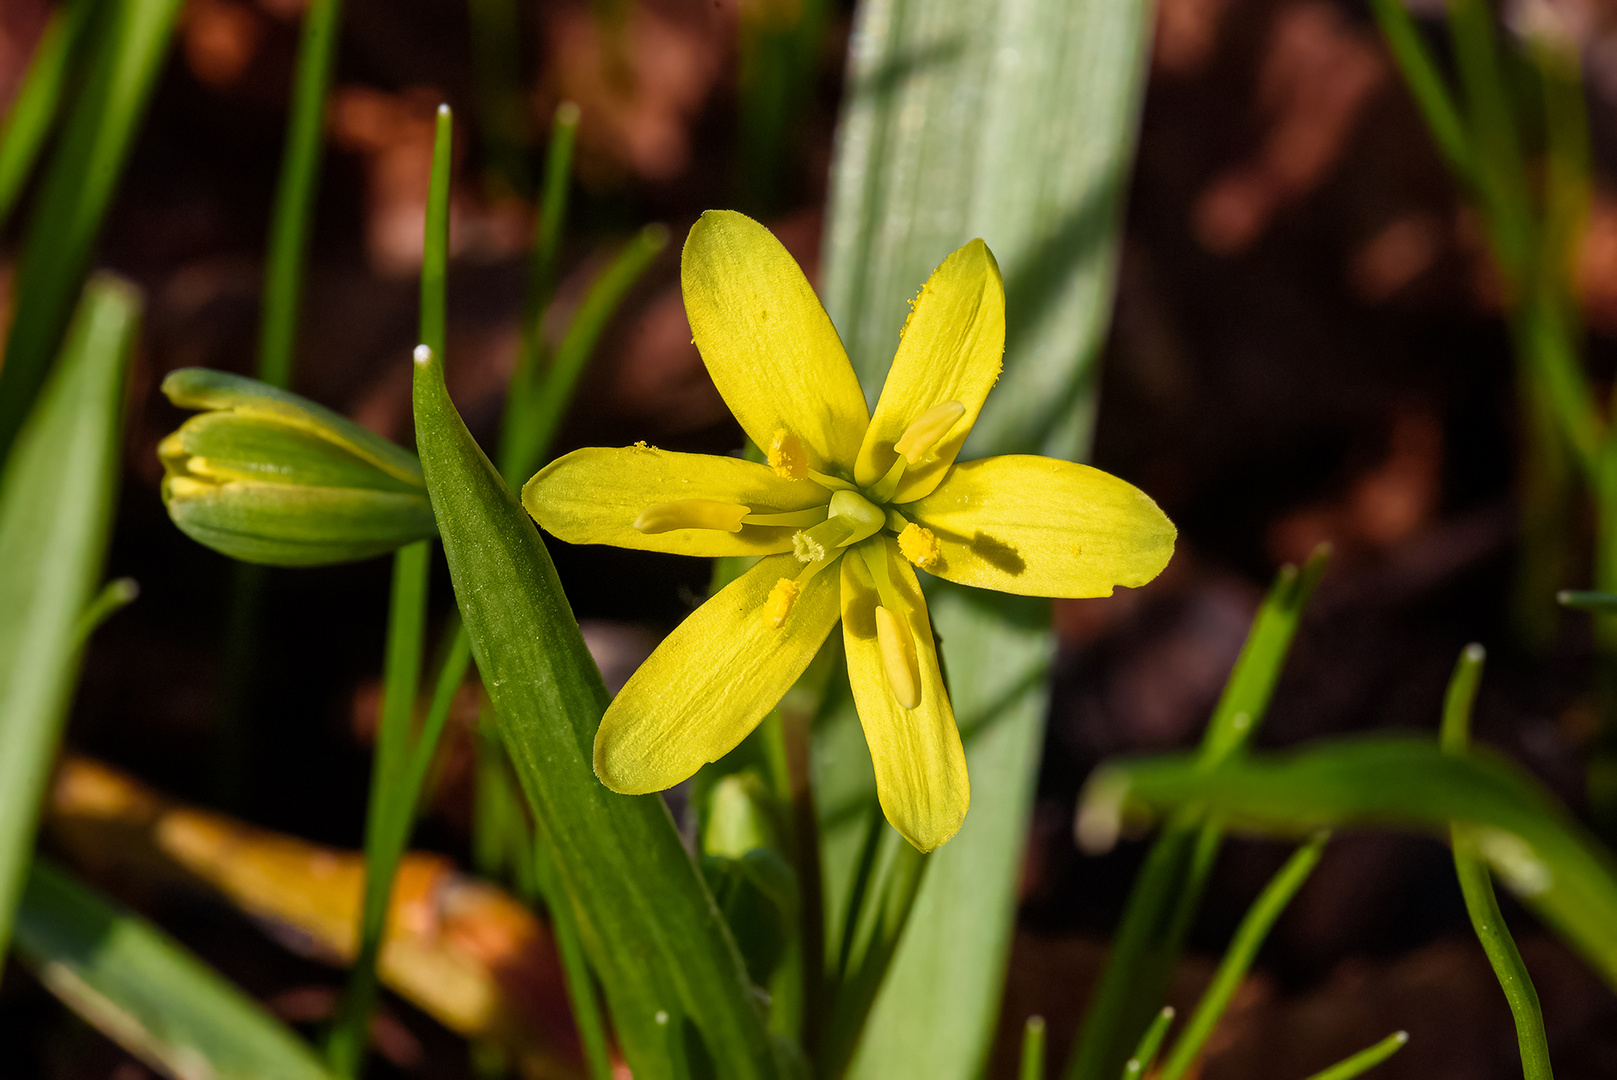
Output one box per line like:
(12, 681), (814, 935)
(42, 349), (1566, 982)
(158, 368), (435, 566)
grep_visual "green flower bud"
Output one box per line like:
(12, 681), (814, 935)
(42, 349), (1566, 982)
(158, 368), (435, 566)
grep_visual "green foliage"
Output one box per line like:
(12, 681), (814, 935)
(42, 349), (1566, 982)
(1442, 645), (1555, 1080)
(0, 0), (183, 466)
(1300, 1032), (1409, 1080)
(0, 0), (99, 228)
(411, 344), (778, 1079)
(158, 369), (436, 567)
(1078, 736), (1617, 992)
(14, 861), (334, 1080)
(0, 278), (139, 958)
(258, 0), (344, 391)
(1064, 550), (1327, 1080)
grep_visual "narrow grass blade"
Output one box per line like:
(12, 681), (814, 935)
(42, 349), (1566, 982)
(0, 0), (98, 227)
(0, 277), (139, 959)
(74, 577), (139, 645)
(412, 345), (777, 1080)
(1366, 0), (1472, 182)
(1019, 1016), (1046, 1080)
(500, 223), (669, 484)
(466, 0), (528, 194)
(499, 101), (580, 477)
(1157, 833), (1328, 1080)
(1121, 1007), (1173, 1080)
(1442, 644), (1554, 1080)
(818, 0), (1158, 1072)
(1065, 551), (1326, 1080)
(327, 106), (451, 1077)
(1558, 589), (1617, 610)
(0, 0), (181, 465)
(531, 836), (615, 1080)
(14, 860), (333, 1080)
(1078, 736), (1617, 991)
(257, 0), (343, 390)
(1300, 1031), (1409, 1080)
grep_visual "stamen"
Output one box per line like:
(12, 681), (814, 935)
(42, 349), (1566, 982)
(767, 429), (807, 480)
(874, 605), (921, 709)
(868, 452), (909, 503)
(897, 524), (941, 569)
(633, 499), (750, 534)
(766, 578), (800, 627)
(741, 507), (828, 528)
(893, 401), (965, 462)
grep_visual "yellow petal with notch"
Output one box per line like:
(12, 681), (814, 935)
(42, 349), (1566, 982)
(595, 553), (841, 793)
(682, 210), (869, 472)
(841, 540), (968, 852)
(905, 455), (1176, 598)
(524, 445), (828, 557)
(855, 239), (1005, 503)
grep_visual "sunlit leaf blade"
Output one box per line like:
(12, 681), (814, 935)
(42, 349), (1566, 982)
(0, 0), (183, 465)
(817, 0), (1155, 1071)
(0, 277), (139, 958)
(1077, 736), (1617, 989)
(14, 860), (333, 1080)
(1300, 1031), (1408, 1080)
(411, 346), (777, 1080)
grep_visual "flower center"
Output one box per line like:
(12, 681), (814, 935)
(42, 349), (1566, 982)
(791, 489), (885, 563)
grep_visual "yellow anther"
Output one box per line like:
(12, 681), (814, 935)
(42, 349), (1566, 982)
(893, 401), (966, 461)
(633, 499), (750, 534)
(768, 428), (807, 480)
(897, 524), (941, 569)
(766, 577), (800, 628)
(874, 605), (921, 710)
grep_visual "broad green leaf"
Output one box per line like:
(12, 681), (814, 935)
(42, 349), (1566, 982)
(816, 0), (1156, 1072)
(1077, 736), (1617, 989)
(0, 0), (183, 465)
(0, 277), (139, 958)
(411, 345), (777, 1080)
(14, 860), (333, 1080)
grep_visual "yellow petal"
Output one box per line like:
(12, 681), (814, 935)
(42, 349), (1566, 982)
(682, 211), (869, 472)
(523, 444), (827, 557)
(855, 239), (1005, 503)
(841, 540), (968, 852)
(595, 553), (841, 793)
(905, 455), (1176, 598)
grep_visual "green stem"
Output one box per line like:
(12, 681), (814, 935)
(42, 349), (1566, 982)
(1365, 0), (1472, 183)
(531, 834), (614, 1080)
(326, 104), (451, 1080)
(257, 0), (343, 391)
(1441, 645), (1555, 1080)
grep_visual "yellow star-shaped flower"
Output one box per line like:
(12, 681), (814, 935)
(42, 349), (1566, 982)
(523, 210), (1175, 851)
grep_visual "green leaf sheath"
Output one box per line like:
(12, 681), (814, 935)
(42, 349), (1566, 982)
(0, 278), (139, 959)
(0, 0), (98, 228)
(14, 861), (334, 1080)
(1079, 736), (1617, 990)
(0, 0), (182, 465)
(1442, 646), (1555, 1080)
(411, 346), (777, 1080)
(1065, 552), (1326, 1080)
(258, 0), (343, 390)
